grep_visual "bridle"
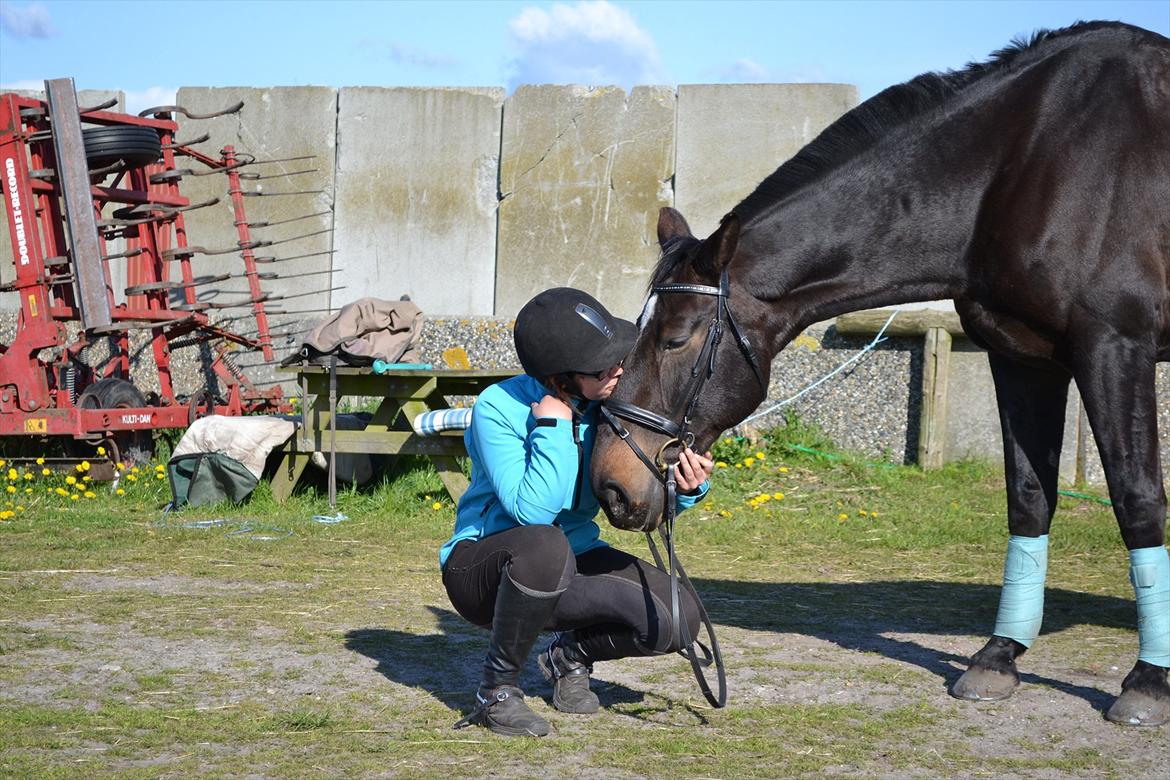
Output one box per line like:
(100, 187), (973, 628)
(597, 262), (767, 709)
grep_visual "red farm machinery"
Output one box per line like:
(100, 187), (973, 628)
(0, 78), (303, 473)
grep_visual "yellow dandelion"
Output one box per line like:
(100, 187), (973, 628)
(838, 513), (848, 521)
(130, 467), (139, 474)
(431, 501), (443, 510)
(735, 463), (743, 469)
(0, 459), (5, 468)
(24, 487), (33, 494)
(116, 488), (125, 496)
(757, 494), (771, 503)
(15, 505), (24, 513)
(6, 468), (16, 481)
(82, 475), (91, 482)
(69, 494), (79, 501)
(718, 509), (732, 518)
(871, 511), (879, 518)
(127, 474), (138, 482)
(5, 486), (15, 494)
(743, 457), (755, 467)
(35, 457), (44, 466)
(779, 466), (789, 473)
(773, 492), (785, 500)
(82, 461), (91, 472)
(715, 461), (728, 468)
(424, 494), (432, 501)
(84, 491), (96, 499)
(858, 510), (868, 517)
(41, 468), (50, 476)
(23, 472), (32, 480)
(755, 451), (765, 459)
(97, 446), (106, 456)
(155, 464), (165, 472)
(65, 475), (77, 485)
(0, 510), (13, 520)
(156, 473), (165, 480)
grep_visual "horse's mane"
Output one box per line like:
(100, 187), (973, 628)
(731, 20), (1126, 224)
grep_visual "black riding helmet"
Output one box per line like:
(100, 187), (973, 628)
(514, 288), (638, 379)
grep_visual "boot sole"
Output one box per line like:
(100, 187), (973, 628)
(538, 651), (601, 714)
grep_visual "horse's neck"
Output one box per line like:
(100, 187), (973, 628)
(742, 143), (988, 355)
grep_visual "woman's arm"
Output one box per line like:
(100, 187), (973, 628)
(469, 394), (577, 525)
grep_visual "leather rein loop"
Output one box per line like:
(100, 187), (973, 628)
(597, 266), (766, 709)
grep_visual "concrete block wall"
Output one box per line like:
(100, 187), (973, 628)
(4, 81), (1168, 486)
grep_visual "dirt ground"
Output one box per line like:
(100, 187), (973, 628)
(4, 567), (1167, 779)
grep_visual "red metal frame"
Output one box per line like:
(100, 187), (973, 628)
(0, 91), (287, 446)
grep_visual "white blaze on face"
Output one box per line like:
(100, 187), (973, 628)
(636, 294), (657, 332)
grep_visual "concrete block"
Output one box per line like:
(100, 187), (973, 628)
(674, 84), (858, 239)
(173, 87), (337, 321)
(333, 87), (503, 316)
(496, 85), (675, 320)
(1, 89), (125, 312)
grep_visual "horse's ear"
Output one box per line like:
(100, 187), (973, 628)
(696, 212), (740, 277)
(657, 207), (693, 247)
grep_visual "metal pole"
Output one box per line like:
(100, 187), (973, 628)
(328, 356), (337, 510)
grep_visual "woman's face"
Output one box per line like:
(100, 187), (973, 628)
(574, 362), (624, 401)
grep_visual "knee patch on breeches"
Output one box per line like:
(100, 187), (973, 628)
(504, 525), (576, 594)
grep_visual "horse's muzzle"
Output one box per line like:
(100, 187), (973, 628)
(598, 479), (661, 532)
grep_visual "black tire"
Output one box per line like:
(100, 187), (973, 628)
(75, 378), (155, 465)
(82, 126), (161, 169)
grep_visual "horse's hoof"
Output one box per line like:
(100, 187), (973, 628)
(950, 666), (1018, 701)
(1105, 690), (1170, 727)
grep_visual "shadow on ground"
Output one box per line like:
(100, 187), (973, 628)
(691, 579), (1134, 712)
(345, 583), (1135, 716)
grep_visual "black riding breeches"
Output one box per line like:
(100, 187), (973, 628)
(442, 525), (700, 656)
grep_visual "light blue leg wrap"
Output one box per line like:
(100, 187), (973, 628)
(993, 534), (1049, 648)
(1130, 546), (1170, 668)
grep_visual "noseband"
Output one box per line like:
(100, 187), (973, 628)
(597, 265), (767, 709)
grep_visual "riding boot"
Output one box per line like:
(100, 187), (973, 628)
(454, 568), (563, 737)
(538, 631), (600, 714)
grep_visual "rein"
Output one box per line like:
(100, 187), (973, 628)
(598, 266), (767, 709)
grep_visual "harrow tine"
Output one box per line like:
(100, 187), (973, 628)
(102, 247), (147, 261)
(238, 168), (318, 181)
(137, 101), (245, 119)
(163, 132), (211, 149)
(259, 268), (341, 281)
(79, 97), (119, 113)
(244, 211), (331, 229)
(241, 189), (324, 197)
(248, 155), (317, 165)
(253, 249), (336, 264)
(255, 228), (332, 248)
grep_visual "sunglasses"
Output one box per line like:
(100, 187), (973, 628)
(575, 361), (624, 381)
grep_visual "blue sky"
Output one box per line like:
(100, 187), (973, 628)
(2, 0), (1167, 113)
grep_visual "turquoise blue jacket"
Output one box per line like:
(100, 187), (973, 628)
(439, 374), (708, 568)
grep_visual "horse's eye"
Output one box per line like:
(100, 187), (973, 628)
(663, 336), (688, 351)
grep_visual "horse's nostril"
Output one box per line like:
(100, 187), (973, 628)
(602, 480), (630, 518)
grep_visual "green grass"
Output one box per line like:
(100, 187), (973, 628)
(0, 420), (1163, 779)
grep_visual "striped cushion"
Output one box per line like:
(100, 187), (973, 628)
(412, 407), (473, 436)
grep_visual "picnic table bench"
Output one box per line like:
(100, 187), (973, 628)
(270, 366), (515, 502)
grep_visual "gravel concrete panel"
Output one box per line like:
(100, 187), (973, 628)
(1, 90), (125, 313)
(172, 87), (337, 322)
(496, 85), (675, 320)
(333, 87), (503, 316)
(674, 84), (858, 239)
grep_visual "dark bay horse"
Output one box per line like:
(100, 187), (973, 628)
(591, 22), (1170, 726)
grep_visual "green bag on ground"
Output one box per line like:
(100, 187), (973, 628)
(167, 452), (259, 509)
(166, 415), (296, 510)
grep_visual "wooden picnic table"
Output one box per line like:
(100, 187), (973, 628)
(270, 366), (516, 502)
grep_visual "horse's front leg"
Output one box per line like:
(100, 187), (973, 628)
(952, 354), (1069, 702)
(1072, 337), (1169, 726)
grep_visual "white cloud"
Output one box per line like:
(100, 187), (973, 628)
(124, 86), (177, 116)
(0, 78), (44, 91)
(0, 2), (54, 38)
(506, 1), (663, 90)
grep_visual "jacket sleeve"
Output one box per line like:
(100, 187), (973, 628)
(675, 479), (709, 514)
(469, 396), (577, 525)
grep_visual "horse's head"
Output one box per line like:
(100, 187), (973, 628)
(592, 206), (771, 531)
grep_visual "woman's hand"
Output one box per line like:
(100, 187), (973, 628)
(674, 448), (714, 493)
(531, 395), (573, 420)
